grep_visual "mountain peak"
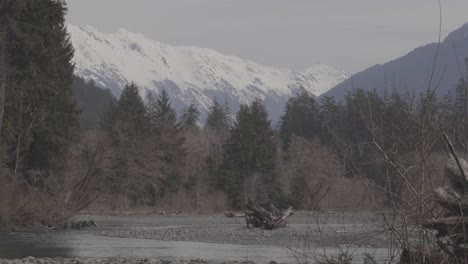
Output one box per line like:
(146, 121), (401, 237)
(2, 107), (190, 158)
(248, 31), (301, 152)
(68, 24), (348, 121)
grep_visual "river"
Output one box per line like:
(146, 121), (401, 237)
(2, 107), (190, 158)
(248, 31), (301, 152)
(0, 213), (391, 263)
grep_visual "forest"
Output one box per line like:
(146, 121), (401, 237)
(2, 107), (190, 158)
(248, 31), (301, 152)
(1, 0), (468, 234)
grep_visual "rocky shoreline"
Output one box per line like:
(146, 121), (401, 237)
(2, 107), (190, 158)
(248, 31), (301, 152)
(0, 257), (262, 264)
(98, 213), (385, 248)
(0, 213), (389, 263)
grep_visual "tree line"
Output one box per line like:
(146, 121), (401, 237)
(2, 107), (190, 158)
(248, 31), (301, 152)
(87, 78), (468, 211)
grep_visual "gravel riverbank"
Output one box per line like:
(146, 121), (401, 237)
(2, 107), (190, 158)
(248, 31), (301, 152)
(0, 257), (259, 264)
(0, 212), (391, 263)
(94, 212), (386, 248)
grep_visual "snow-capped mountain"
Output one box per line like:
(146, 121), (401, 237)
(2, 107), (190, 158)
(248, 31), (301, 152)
(68, 25), (348, 121)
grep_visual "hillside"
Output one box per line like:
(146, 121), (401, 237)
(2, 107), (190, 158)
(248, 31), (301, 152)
(325, 23), (468, 99)
(68, 25), (348, 120)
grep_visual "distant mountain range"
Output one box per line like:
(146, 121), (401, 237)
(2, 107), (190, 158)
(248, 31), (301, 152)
(68, 25), (349, 121)
(325, 23), (468, 99)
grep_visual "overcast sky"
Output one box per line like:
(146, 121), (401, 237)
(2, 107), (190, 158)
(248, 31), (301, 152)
(65, 0), (468, 74)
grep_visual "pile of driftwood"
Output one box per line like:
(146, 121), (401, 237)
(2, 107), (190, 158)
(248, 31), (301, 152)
(422, 134), (468, 261)
(245, 197), (294, 230)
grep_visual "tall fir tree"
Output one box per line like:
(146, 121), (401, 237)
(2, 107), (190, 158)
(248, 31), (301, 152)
(205, 97), (230, 131)
(112, 83), (147, 138)
(221, 98), (277, 209)
(318, 95), (344, 146)
(280, 88), (321, 147)
(181, 103), (200, 131)
(146, 90), (180, 133)
(147, 89), (185, 194)
(73, 77), (115, 130)
(2, 0), (79, 184)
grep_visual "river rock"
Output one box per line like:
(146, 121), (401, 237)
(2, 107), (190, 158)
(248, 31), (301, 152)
(0, 259), (264, 264)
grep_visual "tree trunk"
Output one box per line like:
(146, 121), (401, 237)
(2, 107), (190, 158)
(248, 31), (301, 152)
(0, 21), (7, 143)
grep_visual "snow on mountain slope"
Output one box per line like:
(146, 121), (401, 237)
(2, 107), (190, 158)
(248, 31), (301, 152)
(68, 25), (348, 121)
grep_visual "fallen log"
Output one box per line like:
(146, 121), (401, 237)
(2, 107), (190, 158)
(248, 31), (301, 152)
(245, 197), (294, 230)
(424, 217), (468, 238)
(224, 212), (244, 218)
(68, 220), (98, 229)
(419, 134), (468, 262)
(434, 186), (468, 215)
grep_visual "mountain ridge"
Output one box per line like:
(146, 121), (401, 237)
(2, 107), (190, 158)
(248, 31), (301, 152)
(68, 24), (348, 121)
(324, 22), (468, 99)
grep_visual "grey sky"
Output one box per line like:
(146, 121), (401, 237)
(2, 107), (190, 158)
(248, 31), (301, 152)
(65, 0), (468, 74)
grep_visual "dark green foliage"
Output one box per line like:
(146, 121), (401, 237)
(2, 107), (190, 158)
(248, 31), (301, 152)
(105, 83), (149, 205)
(72, 77), (115, 130)
(221, 99), (277, 209)
(205, 97), (230, 131)
(181, 103), (200, 131)
(147, 90), (185, 193)
(280, 88), (321, 147)
(99, 87), (187, 207)
(319, 95), (344, 146)
(314, 89), (420, 205)
(147, 90), (178, 132)
(2, 0), (78, 184)
(99, 100), (116, 131)
(114, 83), (148, 137)
(289, 174), (309, 208)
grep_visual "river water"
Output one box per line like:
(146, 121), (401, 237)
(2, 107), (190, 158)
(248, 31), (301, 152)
(0, 213), (391, 263)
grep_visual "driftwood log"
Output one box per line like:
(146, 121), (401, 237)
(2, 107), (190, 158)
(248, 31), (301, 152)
(224, 212), (244, 218)
(422, 134), (468, 260)
(245, 196), (294, 230)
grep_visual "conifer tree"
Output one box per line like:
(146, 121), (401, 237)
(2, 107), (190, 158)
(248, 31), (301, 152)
(221, 98), (277, 209)
(205, 97), (230, 131)
(146, 90), (180, 133)
(155, 90), (178, 129)
(2, 0), (79, 183)
(147, 89), (185, 193)
(181, 103), (200, 131)
(280, 88), (321, 147)
(104, 83), (155, 207)
(113, 83), (147, 138)
(318, 95), (343, 146)
(0, 0), (24, 142)
(100, 100), (116, 131)
(73, 77), (115, 130)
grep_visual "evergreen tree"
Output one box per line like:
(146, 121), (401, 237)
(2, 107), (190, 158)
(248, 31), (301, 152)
(318, 95), (344, 146)
(113, 83), (147, 138)
(100, 100), (116, 131)
(221, 98), (277, 209)
(2, 0), (79, 184)
(280, 88), (321, 147)
(72, 77), (115, 130)
(146, 89), (185, 193)
(0, 0), (24, 142)
(147, 89), (180, 133)
(205, 97), (230, 131)
(105, 83), (150, 207)
(181, 103), (200, 131)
